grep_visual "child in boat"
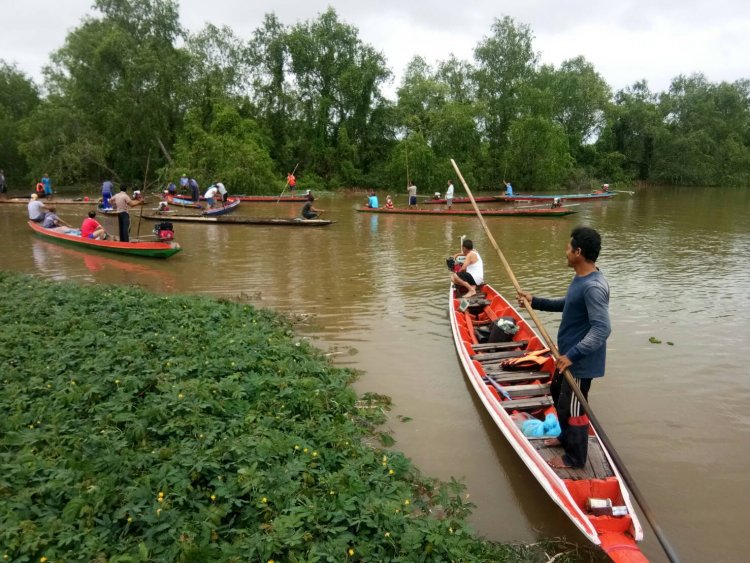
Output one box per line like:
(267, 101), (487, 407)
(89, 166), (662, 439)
(42, 207), (72, 230)
(80, 210), (109, 240)
(385, 195), (394, 209)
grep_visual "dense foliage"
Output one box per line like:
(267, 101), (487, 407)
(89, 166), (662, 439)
(2, 0), (749, 192)
(0, 271), (571, 562)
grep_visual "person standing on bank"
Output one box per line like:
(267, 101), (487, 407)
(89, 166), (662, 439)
(109, 185), (144, 242)
(450, 239), (484, 298)
(41, 173), (53, 198)
(517, 226), (610, 470)
(0, 169), (6, 194)
(407, 181), (417, 208)
(445, 180), (455, 209)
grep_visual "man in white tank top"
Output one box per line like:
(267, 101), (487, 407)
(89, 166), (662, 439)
(451, 238), (484, 297)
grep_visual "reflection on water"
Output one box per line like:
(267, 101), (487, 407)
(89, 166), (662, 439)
(2, 187), (750, 561)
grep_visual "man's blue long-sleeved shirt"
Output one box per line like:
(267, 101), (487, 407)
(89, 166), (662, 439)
(531, 270), (611, 378)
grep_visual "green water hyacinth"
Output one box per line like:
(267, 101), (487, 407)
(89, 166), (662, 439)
(0, 272), (574, 562)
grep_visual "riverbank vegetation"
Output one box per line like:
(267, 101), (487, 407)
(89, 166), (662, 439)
(2, 0), (748, 193)
(0, 271), (578, 562)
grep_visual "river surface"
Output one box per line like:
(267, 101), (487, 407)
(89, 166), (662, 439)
(1, 186), (749, 562)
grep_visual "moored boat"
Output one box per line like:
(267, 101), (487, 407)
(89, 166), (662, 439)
(1, 197), (97, 205)
(449, 283), (645, 562)
(422, 196), (500, 205)
(203, 197), (240, 216)
(356, 206), (576, 217)
(27, 220), (182, 258)
(165, 195), (203, 209)
(232, 195), (308, 202)
(495, 192), (616, 202)
(142, 213), (334, 227)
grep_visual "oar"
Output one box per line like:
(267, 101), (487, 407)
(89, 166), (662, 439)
(450, 158), (680, 563)
(277, 162), (300, 204)
(609, 189), (635, 195)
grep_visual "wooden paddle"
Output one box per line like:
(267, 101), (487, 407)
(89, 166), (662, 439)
(450, 158), (680, 563)
(277, 162), (300, 204)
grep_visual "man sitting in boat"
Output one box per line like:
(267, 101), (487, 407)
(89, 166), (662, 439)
(27, 193), (50, 223)
(81, 210), (109, 240)
(42, 207), (73, 230)
(450, 239), (484, 298)
(367, 190), (379, 209)
(301, 194), (324, 219)
(385, 195), (394, 209)
(504, 179), (514, 196)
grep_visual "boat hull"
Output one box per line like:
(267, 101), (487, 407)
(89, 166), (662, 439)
(142, 213), (333, 226)
(232, 195), (308, 202)
(422, 196), (500, 205)
(28, 221), (181, 258)
(1, 197), (97, 205)
(495, 192), (616, 202)
(449, 283), (645, 561)
(356, 207), (576, 217)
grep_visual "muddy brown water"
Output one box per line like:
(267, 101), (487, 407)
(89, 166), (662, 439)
(1, 187), (749, 562)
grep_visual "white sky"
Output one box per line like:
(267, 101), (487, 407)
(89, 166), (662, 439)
(2, 0), (748, 97)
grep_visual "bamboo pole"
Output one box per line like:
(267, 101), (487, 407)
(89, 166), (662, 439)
(450, 158), (680, 563)
(277, 162), (300, 204)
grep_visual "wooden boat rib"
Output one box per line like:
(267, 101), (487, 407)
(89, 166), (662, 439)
(356, 206), (576, 217)
(27, 221), (182, 258)
(142, 213), (334, 227)
(422, 196), (500, 205)
(449, 283), (645, 562)
(496, 192), (616, 202)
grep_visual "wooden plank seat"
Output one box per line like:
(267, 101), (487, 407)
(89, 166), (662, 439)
(470, 339), (528, 351)
(503, 383), (551, 398)
(500, 396), (554, 411)
(484, 372), (549, 385)
(471, 349), (527, 361)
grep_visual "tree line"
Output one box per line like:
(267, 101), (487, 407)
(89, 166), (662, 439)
(1, 0), (749, 194)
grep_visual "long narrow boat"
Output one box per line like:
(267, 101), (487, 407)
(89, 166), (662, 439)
(1, 197), (96, 205)
(449, 284), (645, 562)
(422, 196), (501, 205)
(27, 221), (182, 258)
(356, 206), (576, 217)
(232, 195), (308, 202)
(164, 196), (241, 216)
(495, 192), (616, 202)
(142, 213), (334, 227)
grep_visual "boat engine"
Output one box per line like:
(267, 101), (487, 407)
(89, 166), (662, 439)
(153, 221), (175, 242)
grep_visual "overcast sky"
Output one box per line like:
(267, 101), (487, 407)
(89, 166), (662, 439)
(2, 0), (748, 97)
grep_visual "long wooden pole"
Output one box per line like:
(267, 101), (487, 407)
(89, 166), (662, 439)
(136, 149), (151, 238)
(277, 162), (300, 204)
(450, 158), (680, 563)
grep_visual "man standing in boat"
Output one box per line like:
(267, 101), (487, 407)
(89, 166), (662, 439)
(407, 181), (417, 208)
(451, 239), (484, 298)
(110, 185), (144, 242)
(287, 171), (297, 196)
(504, 179), (513, 196)
(445, 180), (455, 209)
(517, 226), (611, 470)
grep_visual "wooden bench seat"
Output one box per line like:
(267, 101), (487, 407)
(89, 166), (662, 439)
(503, 383), (551, 398)
(471, 349), (527, 361)
(470, 339), (528, 351)
(500, 396), (554, 411)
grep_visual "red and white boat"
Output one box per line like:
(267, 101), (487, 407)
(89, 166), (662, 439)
(449, 283), (646, 562)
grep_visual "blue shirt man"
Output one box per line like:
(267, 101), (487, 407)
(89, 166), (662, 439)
(367, 192), (379, 208)
(504, 181), (513, 196)
(42, 174), (52, 196)
(518, 226), (610, 469)
(102, 180), (114, 209)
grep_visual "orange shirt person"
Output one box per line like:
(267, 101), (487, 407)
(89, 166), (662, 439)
(287, 172), (297, 195)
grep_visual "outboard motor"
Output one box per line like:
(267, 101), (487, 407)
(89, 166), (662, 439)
(153, 221), (175, 242)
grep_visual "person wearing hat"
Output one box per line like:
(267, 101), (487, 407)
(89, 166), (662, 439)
(301, 194), (324, 219)
(109, 185), (144, 242)
(27, 193), (49, 222)
(179, 173), (189, 193)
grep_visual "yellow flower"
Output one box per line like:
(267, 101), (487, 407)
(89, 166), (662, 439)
(348, 548), (355, 556)
(388, 469), (395, 475)
(127, 517), (133, 523)
(382, 455), (388, 462)
(156, 508), (162, 515)
(261, 497), (268, 503)
(210, 494), (217, 501)
(157, 497), (164, 503)
(294, 445), (300, 450)
(70, 380), (76, 385)
(384, 531), (391, 537)
(449, 527), (454, 533)
(40, 557), (48, 563)
(178, 393), (184, 400)
(158, 491), (164, 497)
(303, 448), (308, 453)
(329, 490), (335, 495)
(312, 451), (318, 457)
(404, 499), (410, 505)
(115, 379), (120, 384)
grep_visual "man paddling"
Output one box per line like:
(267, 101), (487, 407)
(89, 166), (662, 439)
(517, 226), (611, 470)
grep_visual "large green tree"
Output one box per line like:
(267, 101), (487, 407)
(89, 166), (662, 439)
(0, 62), (40, 186)
(44, 0), (190, 182)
